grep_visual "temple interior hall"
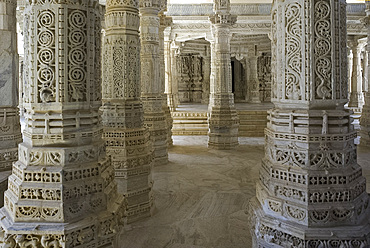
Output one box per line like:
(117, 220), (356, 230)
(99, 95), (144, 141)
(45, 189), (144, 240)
(0, 0), (369, 247)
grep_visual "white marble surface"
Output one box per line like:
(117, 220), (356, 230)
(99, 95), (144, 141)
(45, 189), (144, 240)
(116, 136), (264, 247)
(116, 136), (370, 248)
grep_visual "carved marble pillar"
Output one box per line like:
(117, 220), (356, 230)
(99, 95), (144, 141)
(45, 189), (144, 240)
(139, 0), (168, 164)
(240, 58), (249, 101)
(101, 0), (154, 223)
(170, 41), (180, 108)
(0, 1), (124, 246)
(348, 37), (365, 109)
(160, 13), (173, 147)
(360, 4), (370, 147)
(250, 0), (370, 246)
(348, 47), (353, 99)
(363, 49), (369, 93)
(164, 36), (175, 111)
(16, 5), (25, 117)
(202, 47), (211, 104)
(247, 47), (261, 103)
(208, 0), (239, 150)
(0, 0), (21, 172)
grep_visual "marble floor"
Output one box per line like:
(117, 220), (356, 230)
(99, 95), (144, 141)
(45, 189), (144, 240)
(116, 136), (370, 248)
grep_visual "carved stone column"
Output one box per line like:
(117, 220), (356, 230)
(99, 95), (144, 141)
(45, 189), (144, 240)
(164, 32), (175, 112)
(139, 0), (168, 164)
(202, 47), (211, 104)
(348, 36), (365, 109)
(208, 0), (239, 150)
(348, 47), (353, 99)
(16, 4), (25, 117)
(360, 4), (370, 147)
(0, 1), (124, 246)
(102, 0), (154, 223)
(363, 49), (368, 93)
(0, 0), (21, 172)
(249, 0), (370, 246)
(170, 41), (180, 108)
(160, 13), (173, 147)
(247, 47), (261, 103)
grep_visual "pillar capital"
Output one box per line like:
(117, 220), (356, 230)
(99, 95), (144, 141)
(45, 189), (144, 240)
(139, 0), (161, 9)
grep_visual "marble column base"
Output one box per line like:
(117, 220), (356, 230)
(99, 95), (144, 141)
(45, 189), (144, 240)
(105, 126), (154, 224)
(349, 92), (365, 108)
(0, 205), (123, 248)
(208, 96), (239, 150)
(0, 107), (21, 172)
(249, 197), (370, 248)
(0, 171), (10, 207)
(142, 96), (169, 165)
(167, 93), (176, 112)
(117, 167), (154, 224)
(163, 96), (173, 147)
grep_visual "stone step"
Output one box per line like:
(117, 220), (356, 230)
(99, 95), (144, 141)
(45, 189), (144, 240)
(171, 110), (268, 137)
(237, 110), (267, 137)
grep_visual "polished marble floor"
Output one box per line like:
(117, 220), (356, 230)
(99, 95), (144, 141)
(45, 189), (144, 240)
(116, 136), (370, 248)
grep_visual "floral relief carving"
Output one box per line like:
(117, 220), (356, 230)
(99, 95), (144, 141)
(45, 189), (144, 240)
(37, 10), (56, 103)
(284, 3), (302, 100)
(314, 0), (332, 100)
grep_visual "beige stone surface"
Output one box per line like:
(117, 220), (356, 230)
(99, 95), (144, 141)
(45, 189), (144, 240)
(116, 135), (370, 247)
(116, 136), (262, 247)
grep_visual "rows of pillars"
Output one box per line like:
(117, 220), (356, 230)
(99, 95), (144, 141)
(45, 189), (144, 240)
(0, 0), (370, 246)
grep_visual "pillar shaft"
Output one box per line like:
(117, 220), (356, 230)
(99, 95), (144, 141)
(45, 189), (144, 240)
(248, 48), (261, 103)
(363, 49), (368, 93)
(164, 35), (175, 111)
(202, 49), (211, 104)
(348, 37), (365, 109)
(102, 0), (154, 223)
(0, 1), (124, 246)
(208, 0), (239, 150)
(250, 0), (370, 246)
(139, 0), (169, 164)
(0, 0), (21, 172)
(160, 13), (173, 147)
(170, 42), (180, 108)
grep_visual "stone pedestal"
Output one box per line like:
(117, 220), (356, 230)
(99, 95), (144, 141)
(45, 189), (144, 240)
(250, 0), (370, 246)
(0, 1), (124, 247)
(208, 0), (239, 150)
(101, 0), (154, 224)
(140, 0), (169, 164)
